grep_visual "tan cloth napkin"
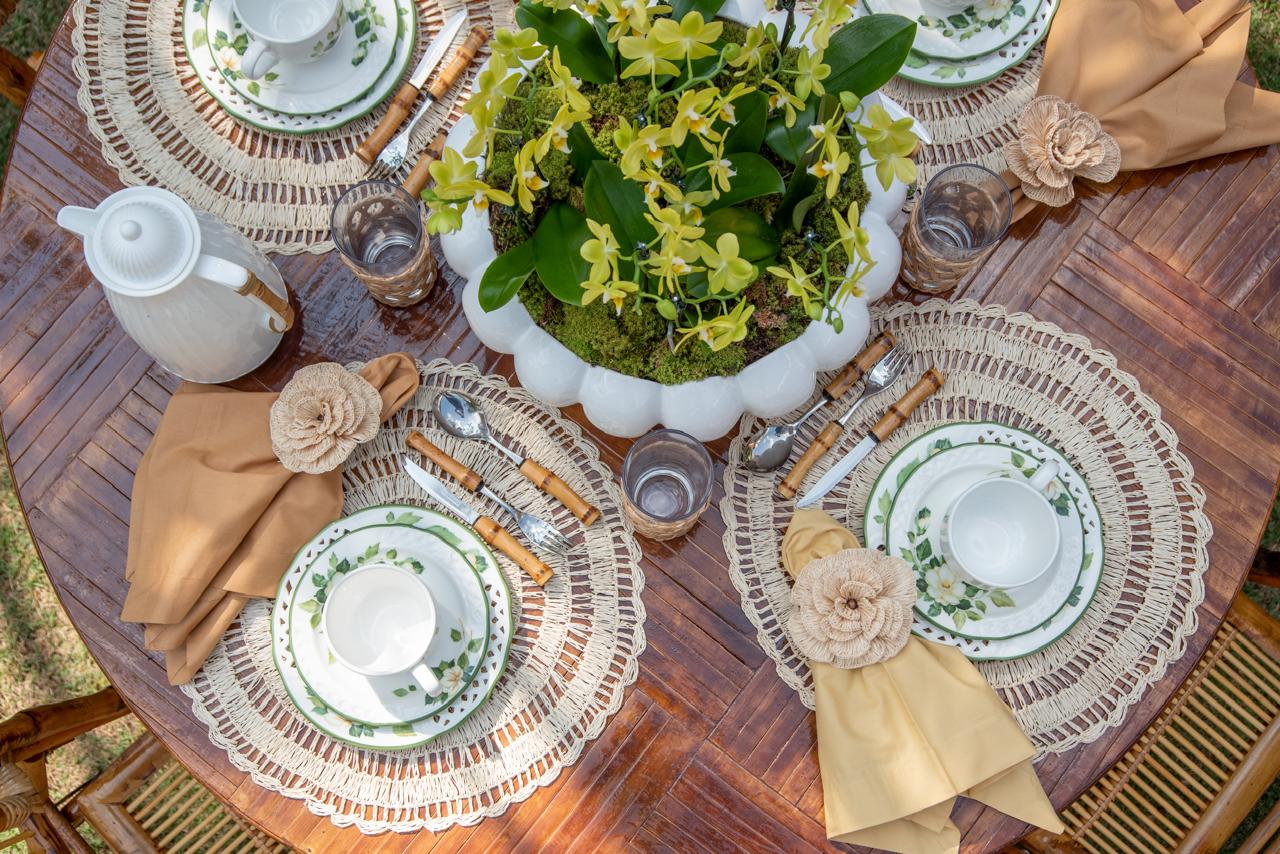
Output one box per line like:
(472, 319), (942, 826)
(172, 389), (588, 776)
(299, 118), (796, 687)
(1011, 0), (1280, 216)
(781, 509), (1065, 853)
(122, 354), (420, 685)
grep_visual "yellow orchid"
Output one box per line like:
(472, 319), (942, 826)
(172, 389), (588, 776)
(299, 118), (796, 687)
(804, 0), (855, 49)
(728, 22), (773, 73)
(650, 12), (722, 62)
(806, 120), (841, 162)
(638, 169), (681, 201)
(647, 240), (700, 293)
(643, 197), (704, 244)
(513, 139), (548, 213)
(619, 124), (673, 177)
(677, 300), (754, 351)
(619, 33), (680, 79)
(491, 27), (545, 64)
(675, 192), (711, 226)
(462, 53), (523, 157)
(468, 183), (515, 212)
(712, 83), (754, 126)
(704, 144), (737, 195)
(767, 258), (823, 319)
(535, 103), (590, 159)
(547, 47), (591, 113)
(580, 219), (621, 282)
(807, 149), (851, 198)
(831, 201), (872, 265)
(604, 0), (669, 40)
(582, 277), (639, 314)
(854, 103), (920, 190)
(699, 233), (756, 294)
(793, 49), (830, 101)
(575, 0), (602, 15)
(428, 147), (485, 200)
(670, 88), (719, 146)
(763, 78), (805, 127)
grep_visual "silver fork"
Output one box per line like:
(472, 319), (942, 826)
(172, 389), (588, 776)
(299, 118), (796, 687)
(833, 347), (908, 429)
(480, 485), (574, 556)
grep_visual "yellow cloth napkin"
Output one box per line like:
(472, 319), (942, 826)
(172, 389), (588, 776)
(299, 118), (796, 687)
(122, 353), (420, 685)
(781, 509), (1065, 853)
(1010, 0), (1280, 216)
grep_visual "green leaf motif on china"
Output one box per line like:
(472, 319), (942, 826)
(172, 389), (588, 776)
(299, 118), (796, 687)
(906, 505), (1015, 625)
(386, 511), (424, 525)
(390, 723), (417, 737)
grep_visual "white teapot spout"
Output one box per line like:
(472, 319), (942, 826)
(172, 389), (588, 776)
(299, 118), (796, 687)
(56, 205), (101, 239)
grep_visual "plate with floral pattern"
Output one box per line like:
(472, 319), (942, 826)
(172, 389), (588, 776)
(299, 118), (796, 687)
(181, 0), (416, 134)
(272, 505), (514, 749)
(863, 0), (1043, 62)
(889, 0), (1060, 87)
(886, 442), (1085, 640)
(865, 422), (1104, 660)
(283, 524), (489, 726)
(204, 0), (400, 115)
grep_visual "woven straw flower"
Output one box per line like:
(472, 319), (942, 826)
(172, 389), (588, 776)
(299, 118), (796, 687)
(269, 363), (383, 474)
(1004, 95), (1121, 207)
(788, 548), (916, 669)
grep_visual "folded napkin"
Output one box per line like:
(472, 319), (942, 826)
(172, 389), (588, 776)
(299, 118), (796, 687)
(1007, 0), (1280, 215)
(123, 353), (419, 685)
(781, 509), (1065, 854)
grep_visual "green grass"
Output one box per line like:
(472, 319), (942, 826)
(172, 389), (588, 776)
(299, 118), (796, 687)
(0, 0), (1278, 849)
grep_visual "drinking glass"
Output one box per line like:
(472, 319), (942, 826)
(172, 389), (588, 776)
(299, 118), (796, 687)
(331, 181), (439, 307)
(900, 164), (1013, 295)
(621, 429), (713, 540)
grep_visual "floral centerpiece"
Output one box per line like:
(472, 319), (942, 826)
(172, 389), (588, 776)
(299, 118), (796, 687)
(429, 0), (921, 438)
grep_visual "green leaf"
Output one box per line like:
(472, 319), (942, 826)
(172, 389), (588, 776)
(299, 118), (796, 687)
(424, 526), (463, 549)
(915, 539), (933, 560)
(926, 602), (942, 617)
(392, 687), (409, 697)
(532, 203), (593, 305)
(458, 651), (470, 668)
(191, 28), (208, 48)
(687, 153), (784, 212)
(309, 611), (322, 629)
(450, 628), (463, 642)
(763, 98), (820, 164)
(567, 123), (606, 181)
(247, 81), (260, 96)
(478, 240), (536, 312)
(386, 512), (395, 523)
(669, 0), (727, 21)
(1010, 452), (1025, 469)
(514, 0), (614, 84)
(468, 637), (483, 652)
(822, 14), (917, 98)
(722, 91), (768, 155)
(903, 51), (928, 68)
(391, 723), (416, 737)
(952, 610), (967, 630)
(583, 161), (655, 277)
(385, 549), (397, 559)
(790, 192), (823, 232)
(298, 599), (319, 614)
(394, 512), (422, 525)
(700, 207), (778, 263)
(1082, 552), (1094, 571)
(989, 589), (1017, 608)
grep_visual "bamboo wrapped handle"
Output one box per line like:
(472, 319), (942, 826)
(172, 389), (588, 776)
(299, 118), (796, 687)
(356, 81), (421, 164)
(401, 131), (449, 197)
(519, 459), (600, 526)
(428, 28), (489, 100)
(823, 330), (897, 400)
(871, 368), (945, 442)
(777, 421), (843, 500)
(473, 515), (553, 586)
(406, 431), (481, 492)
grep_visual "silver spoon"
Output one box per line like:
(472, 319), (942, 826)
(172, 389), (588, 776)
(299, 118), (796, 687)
(434, 391), (526, 467)
(745, 345), (903, 472)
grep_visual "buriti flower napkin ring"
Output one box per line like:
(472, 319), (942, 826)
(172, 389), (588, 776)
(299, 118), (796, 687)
(1004, 95), (1121, 207)
(270, 362), (383, 474)
(788, 549), (916, 669)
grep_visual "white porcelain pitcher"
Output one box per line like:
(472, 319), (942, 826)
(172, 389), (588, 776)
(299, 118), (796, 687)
(57, 188), (294, 383)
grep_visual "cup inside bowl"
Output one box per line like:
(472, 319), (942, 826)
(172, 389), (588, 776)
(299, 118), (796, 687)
(324, 563), (435, 675)
(949, 479), (1060, 588)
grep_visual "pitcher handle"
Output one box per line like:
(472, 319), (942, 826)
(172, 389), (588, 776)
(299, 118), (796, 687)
(1028, 460), (1060, 494)
(238, 272), (295, 333)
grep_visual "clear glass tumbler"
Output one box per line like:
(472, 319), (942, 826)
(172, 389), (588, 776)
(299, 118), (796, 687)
(331, 181), (439, 307)
(900, 164), (1013, 295)
(621, 429), (714, 541)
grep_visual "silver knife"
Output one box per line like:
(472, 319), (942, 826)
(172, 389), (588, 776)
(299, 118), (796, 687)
(357, 11), (469, 165)
(404, 457), (482, 523)
(796, 368), (945, 509)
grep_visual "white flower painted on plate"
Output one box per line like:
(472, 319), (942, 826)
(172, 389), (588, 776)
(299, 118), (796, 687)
(925, 565), (964, 605)
(973, 0), (1013, 21)
(439, 665), (466, 694)
(218, 46), (241, 72)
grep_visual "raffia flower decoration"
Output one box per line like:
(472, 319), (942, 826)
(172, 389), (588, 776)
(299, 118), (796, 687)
(788, 548), (916, 669)
(270, 363), (383, 474)
(1004, 95), (1121, 207)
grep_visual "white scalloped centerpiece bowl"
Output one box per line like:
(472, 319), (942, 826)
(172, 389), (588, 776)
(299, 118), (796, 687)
(439, 0), (910, 440)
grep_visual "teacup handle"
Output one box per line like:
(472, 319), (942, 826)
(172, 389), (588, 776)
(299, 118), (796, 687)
(241, 41), (278, 80)
(1028, 460), (1060, 494)
(411, 662), (441, 696)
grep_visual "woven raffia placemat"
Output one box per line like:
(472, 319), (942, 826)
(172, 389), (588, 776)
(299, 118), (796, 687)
(71, 0), (507, 254)
(721, 300), (1211, 757)
(180, 359), (645, 833)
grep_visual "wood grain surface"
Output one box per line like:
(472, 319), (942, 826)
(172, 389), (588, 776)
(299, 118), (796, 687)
(2, 7), (1279, 852)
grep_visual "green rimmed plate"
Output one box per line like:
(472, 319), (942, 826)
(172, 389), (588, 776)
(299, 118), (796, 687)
(863, 0), (1043, 62)
(891, 0), (1060, 88)
(182, 0), (416, 135)
(283, 524), (490, 727)
(886, 442), (1088, 640)
(864, 422), (1104, 660)
(272, 504), (514, 750)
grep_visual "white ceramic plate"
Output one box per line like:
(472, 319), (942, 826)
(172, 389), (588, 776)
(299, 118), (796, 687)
(182, 0), (416, 134)
(863, 0), (1043, 61)
(273, 505), (514, 749)
(891, 0), (1059, 87)
(886, 442), (1085, 640)
(284, 524), (490, 726)
(205, 0), (399, 116)
(865, 422), (1104, 660)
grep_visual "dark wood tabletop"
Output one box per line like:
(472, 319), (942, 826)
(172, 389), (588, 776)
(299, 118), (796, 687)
(2, 6), (1279, 852)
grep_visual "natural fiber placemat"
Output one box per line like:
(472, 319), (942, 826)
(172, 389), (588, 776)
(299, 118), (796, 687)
(721, 299), (1210, 757)
(180, 359), (645, 833)
(71, 0), (507, 254)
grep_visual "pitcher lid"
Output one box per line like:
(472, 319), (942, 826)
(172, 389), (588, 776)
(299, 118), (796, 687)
(84, 188), (200, 296)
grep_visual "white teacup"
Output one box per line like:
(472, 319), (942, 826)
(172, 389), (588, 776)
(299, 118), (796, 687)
(323, 562), (442, 695)
(233, 0), (344, 80)
(940, 460), (1061, 589)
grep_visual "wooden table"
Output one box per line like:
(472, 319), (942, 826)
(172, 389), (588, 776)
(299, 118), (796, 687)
(2, 7), (1279, 852)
